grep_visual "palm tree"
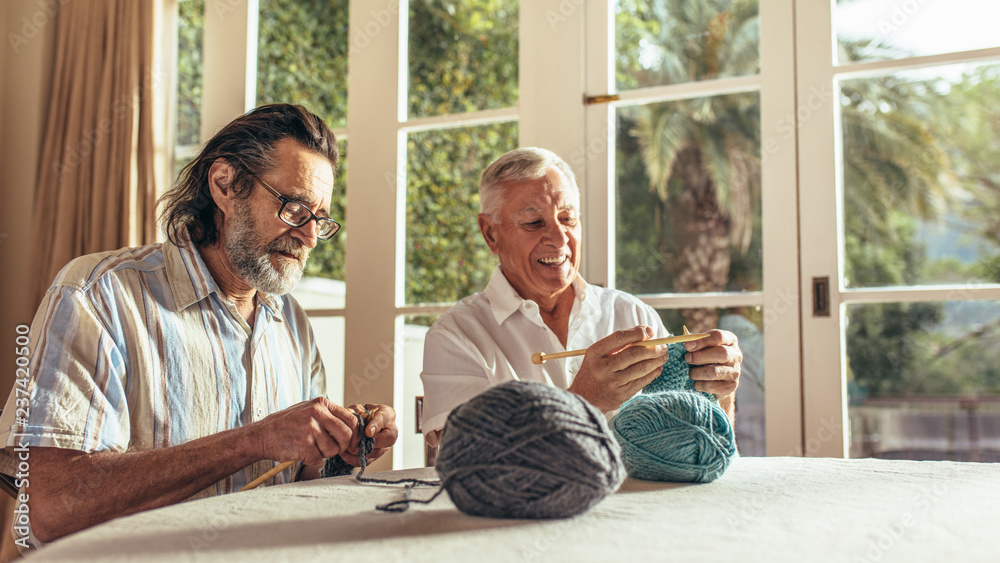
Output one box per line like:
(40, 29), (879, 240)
(621, 0), (953, 330)
(621, 0), (761, 331)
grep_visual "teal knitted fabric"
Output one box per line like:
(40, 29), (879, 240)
(643, 342), (696, 394)
(614, 338), (736, 483)
(643, 341), (716, 402)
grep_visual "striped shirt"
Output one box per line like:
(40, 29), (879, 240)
(0, 234), (325, 497)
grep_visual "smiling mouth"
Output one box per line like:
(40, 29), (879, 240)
(538, 255), (568, 266)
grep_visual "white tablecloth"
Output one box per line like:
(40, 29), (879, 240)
(27, 457), (1000, 562)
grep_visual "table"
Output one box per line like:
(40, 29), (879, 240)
(27, 457), (1000, 562)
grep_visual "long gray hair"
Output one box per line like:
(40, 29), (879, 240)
(159, 103), (339, 246)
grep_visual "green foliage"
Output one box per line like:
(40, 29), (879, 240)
(256, 0), (350, 281)
(176, 0), (204, 146)
(934, 64), (1000, 282)
(172, 0), (1000, 398)
(256, 0), (349, 130)
(842, 63), (1000, 398)
(405, 122), (517, 305)
(407, 0), (518, 118)
(615, 0), (759, 90)
(846, 302), (943, 398)
(402, 0), (519, 304)
(615, 1), (762, 311)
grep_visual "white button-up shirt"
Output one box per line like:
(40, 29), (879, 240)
(420, 266), (667, 434)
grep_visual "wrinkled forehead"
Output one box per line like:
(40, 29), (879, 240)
(502, 167), (580, 215)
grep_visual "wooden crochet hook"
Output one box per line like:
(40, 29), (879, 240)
(530, 329), (710, 365)
(241, 460), (296, 491)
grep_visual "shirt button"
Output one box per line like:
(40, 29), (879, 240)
(256, 407), (264, 417)
(525, 302), (535, 309)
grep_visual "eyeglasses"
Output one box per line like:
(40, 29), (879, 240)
(249, 173), (342, 240)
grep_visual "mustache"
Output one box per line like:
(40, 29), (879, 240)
(267, 236), (308, 261)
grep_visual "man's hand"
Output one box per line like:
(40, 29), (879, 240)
(338, 403), (399, 466)
(684, 329), (742, 422)
(568, 326), (669, 412)
(248, 397), (357, 466)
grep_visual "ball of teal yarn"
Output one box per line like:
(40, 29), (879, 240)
(643, 342), (696, 394)
(612, 390), (736, 483)
(436, 380), (626, 519)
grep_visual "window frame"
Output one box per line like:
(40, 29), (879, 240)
(181, 0), (1000, 467)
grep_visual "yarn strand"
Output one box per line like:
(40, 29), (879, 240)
(320, 411), (441, 512)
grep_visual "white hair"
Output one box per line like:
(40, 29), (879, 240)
(479, 147), (579, 221)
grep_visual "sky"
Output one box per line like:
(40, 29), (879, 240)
(835, 0), (1000, 59)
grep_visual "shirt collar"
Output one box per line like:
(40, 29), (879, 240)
(482, 265), (589, 326)
(164, 228), (284, 320)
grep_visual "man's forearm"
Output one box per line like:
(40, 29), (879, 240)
(29, 424), (264, 543)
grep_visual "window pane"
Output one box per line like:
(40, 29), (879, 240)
(840, 63), (1000, 288)
(615, 93), (762, 297)
(405, 122), (517, 305)
(257, 0), (348, 130)
(404, 314), (441, 469)
(656, 307), (765, 456)
(292, 139), (347, 306)
(835, 0), (1000, 65)
(615, 0), (760, 91)
(407, 0), (518, 118)
(847, 300), (1000, 461)
(176, 0), (204, 146)
(308, 316), (345, 405)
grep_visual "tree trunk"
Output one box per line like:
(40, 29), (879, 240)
(662, 145), (731, 332)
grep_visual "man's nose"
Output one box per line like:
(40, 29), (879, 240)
(293, 219), (319, 249)
(541, 218), (569, 244)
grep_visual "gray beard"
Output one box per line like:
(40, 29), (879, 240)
(226, 208), (307, 295)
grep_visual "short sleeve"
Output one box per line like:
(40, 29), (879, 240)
(0, 286), (130, 455)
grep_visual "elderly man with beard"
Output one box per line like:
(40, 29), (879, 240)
(0, 104), (397, 547)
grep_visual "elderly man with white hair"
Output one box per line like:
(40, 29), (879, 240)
(420, 147), (743, 450)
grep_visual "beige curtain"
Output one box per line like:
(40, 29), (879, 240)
(32, 0), (166, 305)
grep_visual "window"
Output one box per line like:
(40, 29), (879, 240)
(800, 0), (1000, 458)
(174, 0), (1000, 467)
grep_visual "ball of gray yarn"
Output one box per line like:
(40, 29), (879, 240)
(435, 381), (625, 519)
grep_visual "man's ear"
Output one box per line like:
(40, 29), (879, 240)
(478, 214), (500, 254)
(207, 158), (238, 217)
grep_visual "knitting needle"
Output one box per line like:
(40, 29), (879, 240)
(530, 332), (710, 365)
(240, 460), (296, 491)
